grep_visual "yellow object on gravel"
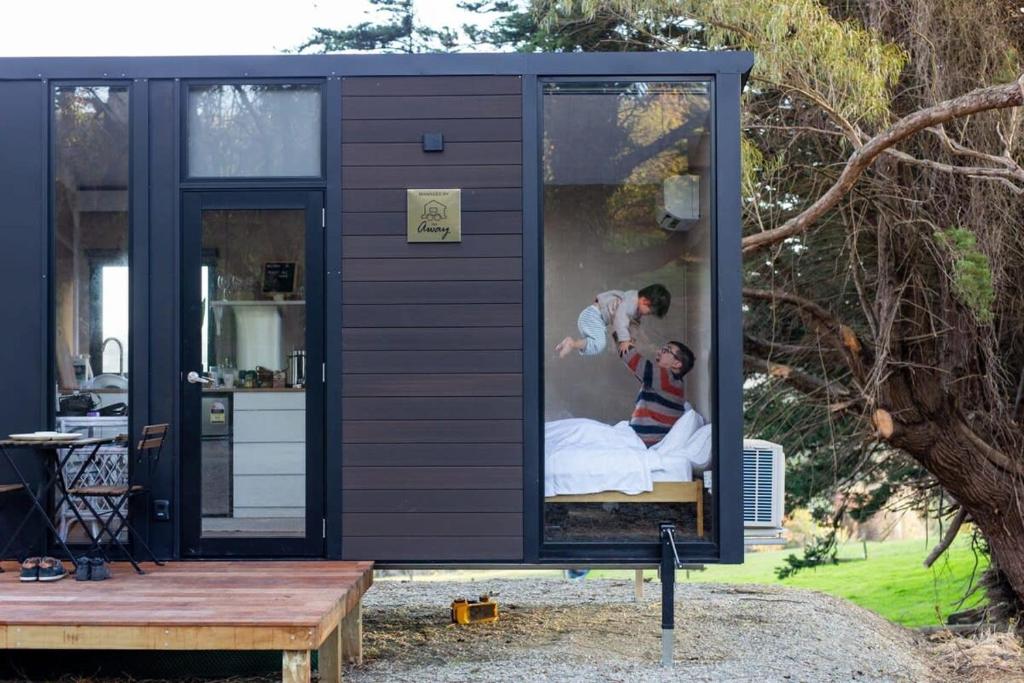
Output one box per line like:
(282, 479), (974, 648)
(451, 595), (499, 624)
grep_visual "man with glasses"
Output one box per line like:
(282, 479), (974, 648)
(619, 341), (696, 447)
(561, 340), (696, 583)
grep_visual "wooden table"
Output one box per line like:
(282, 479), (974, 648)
(0, 560), (373, 683)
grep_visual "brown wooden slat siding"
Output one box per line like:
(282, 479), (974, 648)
(343, 118), (522, 143)
(342, 304), (522, 327)
(343, 443), (523, 467)
(342, 350), (522, 374)
(343, 281), (522, 304)
(343, 211), (522, 237)
(341, 76), (523, 562)
(343, 142), (521, 166)
(343, 188), (521, 212)
(342, 327), (521, 351)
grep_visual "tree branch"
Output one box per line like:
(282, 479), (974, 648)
(743, 354), (852, 398)
(927, 124), (1024, 171)
(742, 75), (1024, 254)
(924, 507), (968, 568)
(884, 148), (1024, 194)
(744, 334), (844, 360)
(742, 287), (867, 376)
(953, 420), (1021, 476)
(753, 77), (865, 146)
(743, 287), (839, 332)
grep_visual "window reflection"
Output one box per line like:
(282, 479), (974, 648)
(542, 82), (714, 543)
(187, 84), (322, 178)
(54, 85), (130, 401)
(53, 85), (131, 544)
(100, 265), (129, 374)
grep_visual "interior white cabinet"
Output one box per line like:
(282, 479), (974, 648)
(231, 391), (305, 519)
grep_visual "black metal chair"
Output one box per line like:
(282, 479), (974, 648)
(67, 424), (168, 574)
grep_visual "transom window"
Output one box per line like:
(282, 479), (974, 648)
(187, 84), (322, 178)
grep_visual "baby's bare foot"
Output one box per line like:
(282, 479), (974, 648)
(555, 336), (576, 358)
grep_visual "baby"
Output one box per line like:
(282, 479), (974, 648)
(555, 284), (671, 358)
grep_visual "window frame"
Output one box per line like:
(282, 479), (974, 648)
(535, 75), (723, 564)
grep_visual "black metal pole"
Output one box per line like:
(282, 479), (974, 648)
(660, 522), (676, 667)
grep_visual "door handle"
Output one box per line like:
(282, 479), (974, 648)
(186, 371), (213, 385)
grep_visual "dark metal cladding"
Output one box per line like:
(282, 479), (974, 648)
(0, 81), (47, 559)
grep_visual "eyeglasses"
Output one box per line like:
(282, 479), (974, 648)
(659, 345), (684, 363)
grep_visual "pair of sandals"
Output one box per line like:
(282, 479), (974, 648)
(19, 556), (67, 582)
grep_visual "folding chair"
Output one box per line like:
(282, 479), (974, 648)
(67, 424), (169, 574)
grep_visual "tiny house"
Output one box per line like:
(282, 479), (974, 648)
(0, 51), (753, 568)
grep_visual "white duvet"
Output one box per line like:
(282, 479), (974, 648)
(544, 411), (712, 497)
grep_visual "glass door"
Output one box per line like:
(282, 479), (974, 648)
(181, 191), (323, 556)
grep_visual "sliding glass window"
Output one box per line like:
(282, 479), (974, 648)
(53, 85), (131, 540)
(542, 81), (714, 544)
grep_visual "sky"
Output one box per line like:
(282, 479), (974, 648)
(0, 0), (493, 57)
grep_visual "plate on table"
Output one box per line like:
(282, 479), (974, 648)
(9, 432), (83, 442)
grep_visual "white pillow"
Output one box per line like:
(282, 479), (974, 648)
(650, 409), (704, 458)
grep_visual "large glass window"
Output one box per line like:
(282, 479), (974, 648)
(187, 84), (322, 178)
(54, 85), (130, 401)
(542, 81), (714, 544)
(53, 85), (131, 541)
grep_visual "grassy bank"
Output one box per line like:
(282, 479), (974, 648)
(591, 535), (987, 628)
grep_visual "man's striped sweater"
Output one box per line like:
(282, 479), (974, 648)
(619, 346), (686, 446)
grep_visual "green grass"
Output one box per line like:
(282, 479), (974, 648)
(589, 536), (988, 628)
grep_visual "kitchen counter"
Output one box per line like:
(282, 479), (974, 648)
(59, 387), (128, 394)
(202, 387), (305, 393)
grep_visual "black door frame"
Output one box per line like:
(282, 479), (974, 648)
(180, 189), (325, 557)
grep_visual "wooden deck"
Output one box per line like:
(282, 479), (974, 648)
(0, 560), (373, 683)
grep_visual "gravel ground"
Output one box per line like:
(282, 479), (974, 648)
(6, 575), (1017, 682)
(348, 577), (937, 682)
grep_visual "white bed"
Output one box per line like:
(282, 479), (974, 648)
(543, 411), (712, 537)
(543, 410), (712, 498)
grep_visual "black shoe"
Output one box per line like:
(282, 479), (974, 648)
(75, 557), (92, 581)
(36, 557), (67, 582)
(89, 557), (110, 581)
(19, 556), (40, 582)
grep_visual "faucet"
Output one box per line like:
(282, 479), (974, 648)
(102, 337), (125, 376)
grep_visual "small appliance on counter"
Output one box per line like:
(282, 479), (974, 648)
(58, 392), (99, 416)
(288, 349), (306, 388)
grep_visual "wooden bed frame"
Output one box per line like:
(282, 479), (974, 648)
(545, 480), (704, 538)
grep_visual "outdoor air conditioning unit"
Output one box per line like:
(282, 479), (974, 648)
(656, 174), (701, 232)
(742, 439), (785, 543)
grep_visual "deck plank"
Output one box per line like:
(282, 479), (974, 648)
(0, 561), (373, 650)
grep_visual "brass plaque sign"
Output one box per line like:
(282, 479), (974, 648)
(407, 189), (461, 242)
